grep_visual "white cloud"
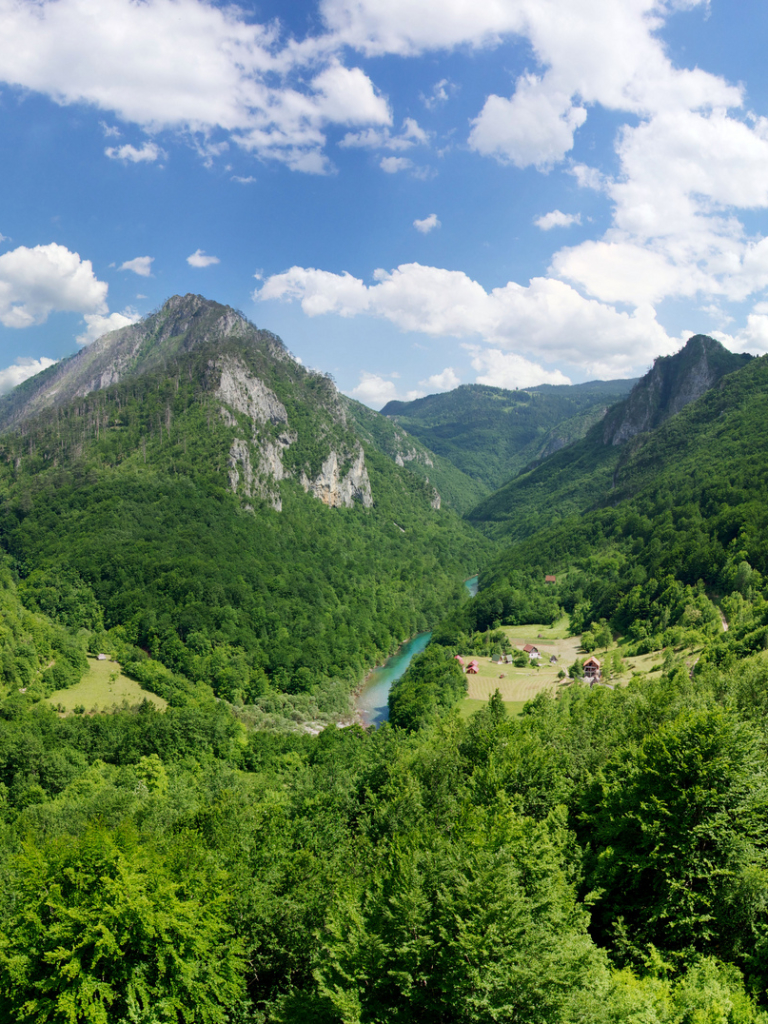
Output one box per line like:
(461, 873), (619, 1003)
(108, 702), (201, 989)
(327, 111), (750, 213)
(76, 308), (141, 346)
(569, 163), (608, 192)
(256, 261), (675, 378)
(320, 0), (528, 56)
(0, 243), (108, 328)
(421, 78), (453, 110)
(187, 249), (220, 268)
(119, 256), (154, 277)
(349, 372), (399, 408)
(232, 175), (256, 184)
(341, 117), (429, 151)
(535, 210), (581, 231)
(466, 346), (571, 388)
(380, 156), (413, 173)
(469, 74), (587, 169)
(414, 213), (440, 234)
(347, 369), (437, 409)
(0, 357), (57, 395)
(105, 142), (164, 163)
(0, 0), (391, 173)
(420, 366), (460, 391)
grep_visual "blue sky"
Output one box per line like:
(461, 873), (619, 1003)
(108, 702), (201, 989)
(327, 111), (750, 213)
(2, 0), (768, 407)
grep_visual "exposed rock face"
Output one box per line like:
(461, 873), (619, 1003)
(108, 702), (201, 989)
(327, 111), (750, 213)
(226, 431), (296, 512)
(392, 426), (433, 468)
(0, 293), (292, 431)
(216, 358), (288, 425)
(2, 291), (384, 514)
(301, 448), (373, 509)
(218, 350), (372, 512)
(602, 335), (751, 446)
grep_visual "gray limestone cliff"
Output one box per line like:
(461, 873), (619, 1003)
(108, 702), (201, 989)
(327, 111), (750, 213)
(601, 335), (751, 446)
(0, 293), (449, 516)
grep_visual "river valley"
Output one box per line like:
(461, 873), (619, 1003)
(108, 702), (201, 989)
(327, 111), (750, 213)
(356, 574), (479, 726)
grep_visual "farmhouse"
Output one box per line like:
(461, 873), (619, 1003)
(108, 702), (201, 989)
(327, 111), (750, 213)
(467, 660), (479, 674)
(583, 656), (601, 683)
(545, 575), (556, 584)
(522, 644), (540, 660)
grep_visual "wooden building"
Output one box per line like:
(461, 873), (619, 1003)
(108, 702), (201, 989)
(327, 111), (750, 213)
(583, 656), (601, 683)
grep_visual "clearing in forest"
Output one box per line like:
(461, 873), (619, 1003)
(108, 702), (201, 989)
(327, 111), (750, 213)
(45, 657), (167, 714)
(460, 623), (581, 708)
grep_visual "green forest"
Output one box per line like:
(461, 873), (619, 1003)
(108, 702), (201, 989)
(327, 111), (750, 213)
(5, 303), (768, 1021)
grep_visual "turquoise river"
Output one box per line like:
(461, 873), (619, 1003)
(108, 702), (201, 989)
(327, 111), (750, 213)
(356, 575), (479, 726)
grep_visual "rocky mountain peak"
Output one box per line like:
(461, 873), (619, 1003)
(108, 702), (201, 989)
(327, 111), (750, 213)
(0, 294), (291, 432)
(601, 334), (751, 446)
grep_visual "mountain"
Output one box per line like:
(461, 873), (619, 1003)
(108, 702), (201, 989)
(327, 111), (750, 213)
(601, 333), (751, 445)
(0, 295), (491, 704)
(381, 378), (637, 492)
(0, 295), (294, 431)
(467, 348), (768, 659)
(468, 335), (750, 540)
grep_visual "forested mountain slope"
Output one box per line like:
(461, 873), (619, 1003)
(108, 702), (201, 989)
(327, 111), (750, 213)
(0, 296), (491, 702)
(381, 378), (636, 491)
(461, 351), (768, 664)
(5, 314), (768, 1021)
(469, 334), (749, 541)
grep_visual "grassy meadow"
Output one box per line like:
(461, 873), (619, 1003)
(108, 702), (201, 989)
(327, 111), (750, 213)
(45, 657), (167, 714)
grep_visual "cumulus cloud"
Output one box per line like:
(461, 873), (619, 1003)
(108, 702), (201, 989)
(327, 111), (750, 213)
(256, 262), (675, 378)
(421, 78), (453, 109)
(76, 309), (141, 346)
(0, 0), (391, 172)
(119, 256), (154, 277)
(466, 346), (571, 388)
(469, 74), (587, 169)
(380, 156), (412, 173)
(0, 356), (57, 395)
(349, 372), (399, 408)
(187, 249), (220, 268)
(0, 243), (108, 328)
(340, 117), (429, 151)
(535, 210), (581, 230)
(414, 213), (440, 234)
(347, 370), (431, 409)
(420, 366), (459, 391)
(105, 142), (165, 163)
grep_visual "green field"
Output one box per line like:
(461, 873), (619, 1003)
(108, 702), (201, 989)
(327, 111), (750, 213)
(458, 697), (528, 719)
(46, 657), (167, 714)
(502, 615), (572, 641)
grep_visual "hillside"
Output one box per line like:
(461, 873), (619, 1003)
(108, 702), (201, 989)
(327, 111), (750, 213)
(463, 350), (768, 662)
(468, 334), (749, 541)
(381, 378), (636, 491)
(0, 295), (491, 703)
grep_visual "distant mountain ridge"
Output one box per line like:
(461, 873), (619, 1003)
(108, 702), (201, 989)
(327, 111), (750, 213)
(381, 379), (638, 492)
(468, 334), (752, 540)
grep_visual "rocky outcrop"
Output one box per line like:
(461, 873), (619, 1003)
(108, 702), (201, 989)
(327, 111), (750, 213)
(216, 358), (288, 425)
(0, 293), (292, 431)
(227, 433), (294, 512)
(602, 335), (751, 446)
(301, 447), (373, 509)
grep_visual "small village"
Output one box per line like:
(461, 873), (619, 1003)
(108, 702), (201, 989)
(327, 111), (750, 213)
(449, 610), (625, 718)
